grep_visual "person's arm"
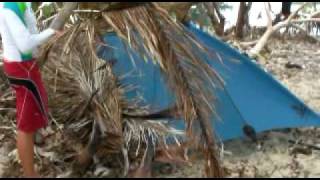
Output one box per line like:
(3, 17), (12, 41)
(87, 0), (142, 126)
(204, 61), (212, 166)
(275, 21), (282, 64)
(3, 9), (55, 54)
(24, 3), (39, 34)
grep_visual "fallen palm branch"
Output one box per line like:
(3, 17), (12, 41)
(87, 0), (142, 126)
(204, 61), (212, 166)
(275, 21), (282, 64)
(1, 2), (226, 177)
(38, 19), (188, 177)
(101, 3), (224, 177)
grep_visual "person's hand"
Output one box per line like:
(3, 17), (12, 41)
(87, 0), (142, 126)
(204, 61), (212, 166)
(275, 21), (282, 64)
(54, 30), (64, 38)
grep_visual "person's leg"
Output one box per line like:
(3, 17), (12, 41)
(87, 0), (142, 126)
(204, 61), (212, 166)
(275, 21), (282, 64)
(4, 60), (47, 177)
(282, 2), (292, 19)
(16, 130), (40, 177)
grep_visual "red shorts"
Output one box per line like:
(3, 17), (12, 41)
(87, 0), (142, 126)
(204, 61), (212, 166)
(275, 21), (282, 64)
(3, 59), (48, 133)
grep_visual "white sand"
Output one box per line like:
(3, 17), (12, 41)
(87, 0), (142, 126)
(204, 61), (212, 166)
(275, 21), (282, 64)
(155, 37), (320, 178)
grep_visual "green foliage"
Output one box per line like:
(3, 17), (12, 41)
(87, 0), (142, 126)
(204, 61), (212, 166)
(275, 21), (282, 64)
(189, 4), (209, 26)
(41, 4), (56, 19)
(293, 2), (319, 14)
(31, 2), (56, 19)
(31, 2), (41, 12)
(189, 3), (232, 28)
(218, 2), (232, 10)
(303, 2), (318, 14)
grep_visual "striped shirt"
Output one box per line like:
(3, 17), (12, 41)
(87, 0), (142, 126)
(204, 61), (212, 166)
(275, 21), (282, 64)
(0, 2), (55, 62)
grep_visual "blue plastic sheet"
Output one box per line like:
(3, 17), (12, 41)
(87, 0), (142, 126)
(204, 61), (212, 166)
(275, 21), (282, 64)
(98, 22), (320, 142)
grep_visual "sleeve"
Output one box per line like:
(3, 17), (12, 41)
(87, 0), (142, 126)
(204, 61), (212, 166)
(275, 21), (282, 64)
(3, 9), (55, 54)
(24, 4), (39, 34)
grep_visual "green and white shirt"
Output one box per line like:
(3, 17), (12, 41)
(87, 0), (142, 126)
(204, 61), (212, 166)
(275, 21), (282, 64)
(0, 2), (55, 62)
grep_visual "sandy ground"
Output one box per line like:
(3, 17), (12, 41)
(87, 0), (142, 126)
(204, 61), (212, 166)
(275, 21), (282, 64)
(0, 37), (320, 178)
(154, 37), (320, 178)
(223, 38), (320, 178)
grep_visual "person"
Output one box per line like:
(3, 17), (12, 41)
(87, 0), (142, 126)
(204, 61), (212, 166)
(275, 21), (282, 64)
(273, 2), (292, 25)
(281, 2), (292, 20)
(0, 2), (61, 177)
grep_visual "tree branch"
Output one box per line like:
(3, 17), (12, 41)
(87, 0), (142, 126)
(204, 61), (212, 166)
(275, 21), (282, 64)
(205, 2), (225, 36)
(158, 2), (195, 22)
(264, 2), (273, 28)
(289, 23), (320, 43)
(291, 18), (320, 23)
(287, 2), (308, 22)
(311, 11), (320, 18)
(212, 2), (225, 22)
(239, 40), (259, 47)
(249, 2), (310, 58)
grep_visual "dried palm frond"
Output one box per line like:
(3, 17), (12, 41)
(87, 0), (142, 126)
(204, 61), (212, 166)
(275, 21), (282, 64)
(0, 68), (15, 119)
(42, 20), (122, 149)
(101, 3), (224, 177)
(36, 2), (225, 177)
(123, 105), (185, 157)
(38, 16), (185, 175)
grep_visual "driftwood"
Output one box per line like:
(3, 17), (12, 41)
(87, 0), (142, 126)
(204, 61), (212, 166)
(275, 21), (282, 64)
(288, 139), (320, 151)
(249, 2), (320, 58)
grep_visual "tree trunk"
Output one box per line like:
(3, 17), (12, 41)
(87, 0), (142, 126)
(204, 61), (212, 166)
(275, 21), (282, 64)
(235, 2), (246, 38)
(50, 2), (198, 31)
(216, 2), (225, 36)
(49, 2), (79, 30)
(281, 2), (292, 19)
(31, 2), (41, 12)
(205, 2), (225, 36)
(235, 2), (251, 39)
(158, 2), (194, 22)
(245, 2), (252, 29)
(249, 3), (309, 58)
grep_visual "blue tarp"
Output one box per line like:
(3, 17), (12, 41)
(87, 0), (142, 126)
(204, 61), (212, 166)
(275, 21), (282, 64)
(98, 22), (320, 142)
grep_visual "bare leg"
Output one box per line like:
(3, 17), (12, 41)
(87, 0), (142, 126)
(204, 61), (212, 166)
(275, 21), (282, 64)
(16, 130), (40, 178)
